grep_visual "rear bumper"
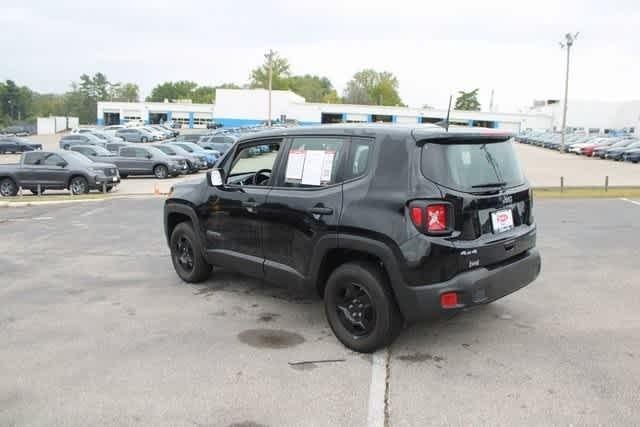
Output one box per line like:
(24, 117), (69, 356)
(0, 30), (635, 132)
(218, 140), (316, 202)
(396, 249), (541, 323)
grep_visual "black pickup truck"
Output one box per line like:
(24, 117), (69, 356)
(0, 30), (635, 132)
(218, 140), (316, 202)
(0, 150), (120, 196)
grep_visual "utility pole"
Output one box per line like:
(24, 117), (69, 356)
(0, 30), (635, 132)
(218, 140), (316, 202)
(266, 49), (274, 127)
(559, 32), (579, 153)
(489, 89), (494, 112)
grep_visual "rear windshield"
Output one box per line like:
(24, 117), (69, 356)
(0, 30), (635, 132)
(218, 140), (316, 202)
(421, 139), (525, 192)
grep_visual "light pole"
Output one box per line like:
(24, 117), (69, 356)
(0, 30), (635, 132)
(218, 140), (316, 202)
(265, 49), (275, 127)
(559, 32), (579, 153)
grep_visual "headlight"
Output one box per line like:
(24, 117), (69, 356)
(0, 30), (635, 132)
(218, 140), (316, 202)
(87, 167), (103, 174)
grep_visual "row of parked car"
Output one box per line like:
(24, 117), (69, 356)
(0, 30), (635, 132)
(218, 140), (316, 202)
(516, 132), (640, 163)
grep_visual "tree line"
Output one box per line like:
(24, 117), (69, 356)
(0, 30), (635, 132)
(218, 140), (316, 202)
(0, 51), (480, 126)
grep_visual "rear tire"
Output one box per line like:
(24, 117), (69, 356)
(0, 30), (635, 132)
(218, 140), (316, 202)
(324, 261), (402, 353)
(154, 165), (168, 179)
(69, 176), (89, 195)
(0, 178), (18, 197)
(170, 222), (211, 283)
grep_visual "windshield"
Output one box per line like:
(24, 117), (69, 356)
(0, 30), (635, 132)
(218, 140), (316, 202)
(154, 145), (176, 155)
(63, 151), (92, 164)
(421, 139), (525, 192)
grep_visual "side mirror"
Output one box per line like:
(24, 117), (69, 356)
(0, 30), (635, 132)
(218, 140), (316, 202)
(146, 154), (152, 159)
(57, 161), (67, 168)
(207, 168), (225, 187)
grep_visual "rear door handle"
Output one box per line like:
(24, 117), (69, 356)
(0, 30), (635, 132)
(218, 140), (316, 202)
(309, 207), (333, 215)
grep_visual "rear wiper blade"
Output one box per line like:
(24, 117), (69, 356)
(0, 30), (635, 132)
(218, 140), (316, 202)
(471, 182), (507, 188)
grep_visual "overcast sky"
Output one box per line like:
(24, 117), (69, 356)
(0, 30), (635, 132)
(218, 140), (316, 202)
(2, 0), (639, 111)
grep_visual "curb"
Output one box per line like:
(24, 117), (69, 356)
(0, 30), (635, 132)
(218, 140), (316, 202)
(0, 193), (166, 207)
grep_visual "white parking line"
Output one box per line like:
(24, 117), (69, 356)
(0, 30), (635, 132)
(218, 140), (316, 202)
(367, 349), (389, 427)
(620, 198), (640, 206)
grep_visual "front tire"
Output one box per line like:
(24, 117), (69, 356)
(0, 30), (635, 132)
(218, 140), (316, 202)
(141, 137), (148, 143)
(170, 222), (211, 283)
(0, 178), (18, 197)
(69, 176), (89, 195)
(153, 164), (168, 179)
(324, 261), (402, 353)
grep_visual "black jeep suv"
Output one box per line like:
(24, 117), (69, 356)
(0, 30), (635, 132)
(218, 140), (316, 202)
(164, 124), (541, 352)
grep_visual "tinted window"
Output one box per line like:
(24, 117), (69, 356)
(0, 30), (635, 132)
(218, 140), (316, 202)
(134, 148), (150, 158)
(120, 147), (136, 157)
(154, 145), (175, 155)
(345, 139), (371, 180)
(282, 137), (346, 188)
(23, 152), (45, 165)
(421, 139), (525, 192)
(43, 153), (64, 166)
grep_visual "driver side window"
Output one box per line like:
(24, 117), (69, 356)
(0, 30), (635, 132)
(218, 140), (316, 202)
(227, 141), (281, 186)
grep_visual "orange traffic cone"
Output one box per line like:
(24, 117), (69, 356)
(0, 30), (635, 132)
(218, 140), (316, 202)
(154, 184), (160, 196)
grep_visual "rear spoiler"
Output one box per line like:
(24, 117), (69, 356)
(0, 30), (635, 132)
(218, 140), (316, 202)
(411, 129), (514, 145)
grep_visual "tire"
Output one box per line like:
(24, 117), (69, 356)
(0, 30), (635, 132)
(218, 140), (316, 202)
(324, 261), (402, 353)
(153, 164), (168, 179)
(0, 178), (18, 197)
(106, 186), (114, 193)
(120, 174), (128, 179)
(63, 144), (70, 150)
(69, 176), (89, 195)
(170, 222), (211, 283)
(30, 188), (45, 195)
(141, 137), (148, 143)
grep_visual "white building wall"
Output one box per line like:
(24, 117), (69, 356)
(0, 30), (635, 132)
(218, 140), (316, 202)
(37, 117), (56, 135)
(532, 100), (640, 133)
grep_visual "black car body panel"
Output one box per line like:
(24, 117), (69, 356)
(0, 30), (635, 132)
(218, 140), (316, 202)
(164, 124), (540, 323)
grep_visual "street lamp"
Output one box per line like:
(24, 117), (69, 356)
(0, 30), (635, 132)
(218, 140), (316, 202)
(559, 32), (579, 153)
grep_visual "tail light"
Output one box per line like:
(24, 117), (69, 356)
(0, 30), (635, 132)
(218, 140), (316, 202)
(408, 201), (454, 235)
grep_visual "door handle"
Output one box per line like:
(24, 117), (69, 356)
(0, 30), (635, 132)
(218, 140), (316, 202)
(309, 207), (333, 215)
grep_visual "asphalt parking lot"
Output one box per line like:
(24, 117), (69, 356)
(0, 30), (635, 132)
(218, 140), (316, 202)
(1, 197), (639, 426)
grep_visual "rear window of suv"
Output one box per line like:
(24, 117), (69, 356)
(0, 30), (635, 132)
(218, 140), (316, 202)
(421, 139), (525, 192)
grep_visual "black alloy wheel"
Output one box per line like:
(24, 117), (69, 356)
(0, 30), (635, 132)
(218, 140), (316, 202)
(334, 282), (376, 337)
(169, 222), (211, 283)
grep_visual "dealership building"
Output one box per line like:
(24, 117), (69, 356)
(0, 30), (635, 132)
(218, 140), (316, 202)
(97, 89), (636, 134)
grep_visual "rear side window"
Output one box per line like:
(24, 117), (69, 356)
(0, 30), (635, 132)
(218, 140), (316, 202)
(345, 139), (371, 180)
(23, 152), (45, 165)
(120, 147), (135, 157)
(421, 139), (525, 192)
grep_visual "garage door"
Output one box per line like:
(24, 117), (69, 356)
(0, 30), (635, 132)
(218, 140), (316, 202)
(396, 116), (418, 124)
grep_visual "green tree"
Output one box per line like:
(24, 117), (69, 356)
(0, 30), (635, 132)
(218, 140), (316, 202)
(287, 74), (335, 102)
(192, 86), (215, 104)
(249, 51), (291, 90)
(342, 69), (403, 106)
(110, 83), (139, 102)
(454, 89), (481, 111)
(146, 81), (198, 102)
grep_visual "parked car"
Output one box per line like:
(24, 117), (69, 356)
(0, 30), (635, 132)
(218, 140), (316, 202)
(105, 142), (130, 154)
(102, 125), (126, 137)
(0, 137), (43, 154)
(604, 141), (640, 161)
(623, 148), (640, 163)
(59, 133), (105, 150)
(141, 126), (166, 141)
(1, 125), (34, 136)
(149, 125), (174, 139)
(115, 128), (155, 143)
(117, 145), (188, 178)
(151, 144), (206, 173)
(580, 138), (619, 157)
(70, 127), (97, 134)
(199, 141), (233, 155)
(167, 141), (218, 167)
(568, 137), (607, 154)
(206, 121), (223, 129)
(594, 139), (634, 159)
(163, 125), (540, 352)
(175, 134), (205, 143)
(159, 124), (179, 137)
(70, 145), (118, 162)
(0, 150), (119, 196)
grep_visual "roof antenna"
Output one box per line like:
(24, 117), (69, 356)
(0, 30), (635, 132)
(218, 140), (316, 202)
(444, 94), (452, 132)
